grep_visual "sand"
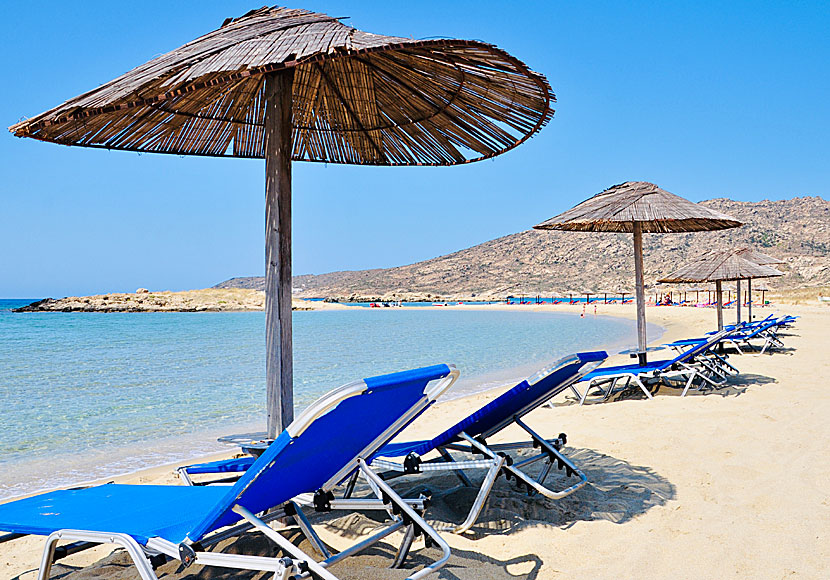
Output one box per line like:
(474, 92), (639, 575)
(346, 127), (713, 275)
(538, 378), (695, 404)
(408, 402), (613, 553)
(2, 302), (829, 579)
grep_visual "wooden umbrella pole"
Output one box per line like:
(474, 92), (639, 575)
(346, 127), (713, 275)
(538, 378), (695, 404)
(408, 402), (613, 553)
(747, 278), (752, 322)
(633, 222), (647, 365)
(736, 278), (742, 324)
(264, 69), (295, 439)
(716, 280), (724, 331)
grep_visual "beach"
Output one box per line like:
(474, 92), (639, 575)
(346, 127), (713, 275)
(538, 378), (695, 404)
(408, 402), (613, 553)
(2, 301), (828, 579)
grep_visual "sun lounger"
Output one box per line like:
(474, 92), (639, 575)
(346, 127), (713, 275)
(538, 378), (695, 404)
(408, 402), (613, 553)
(370, 352), (607, 533)
(573, 329), (732, 404)
(0, 364), (460, 580)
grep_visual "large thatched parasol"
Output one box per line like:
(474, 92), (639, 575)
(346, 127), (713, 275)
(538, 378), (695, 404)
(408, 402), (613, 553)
(11, 6), (553, 438)
(658, 249), (784, 329)
(534, 181), (742, 364)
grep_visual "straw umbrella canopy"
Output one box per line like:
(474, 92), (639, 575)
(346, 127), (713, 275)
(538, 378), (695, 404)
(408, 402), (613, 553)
(753, 281), (772, 307)
(733, 248), (785, 320)
(615, 287), (632, 304)
(11, 6), (553, 438)
(659, 250), (784, 329)
(534, 181), (742, 364)
(582, 289), (595, 304)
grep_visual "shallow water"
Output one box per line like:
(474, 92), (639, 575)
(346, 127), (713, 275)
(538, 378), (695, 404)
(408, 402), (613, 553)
(0, 300), (658, 499)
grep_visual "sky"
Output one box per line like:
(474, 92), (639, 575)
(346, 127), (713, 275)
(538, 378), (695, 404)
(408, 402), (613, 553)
(1, 1), (828, 298)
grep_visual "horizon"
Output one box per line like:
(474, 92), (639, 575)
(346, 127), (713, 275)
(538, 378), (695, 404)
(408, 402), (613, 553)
(2, 1), (829, 298)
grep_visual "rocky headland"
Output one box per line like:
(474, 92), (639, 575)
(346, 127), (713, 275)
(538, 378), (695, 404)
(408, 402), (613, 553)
(13, 288), (320, 313)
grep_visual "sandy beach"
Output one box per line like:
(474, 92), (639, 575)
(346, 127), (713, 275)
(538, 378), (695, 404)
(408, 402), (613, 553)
(2, 301), (828, 579)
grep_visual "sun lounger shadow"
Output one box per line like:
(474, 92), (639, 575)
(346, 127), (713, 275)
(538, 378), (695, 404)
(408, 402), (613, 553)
(369, 447), (674, 538)
(722, 373), (777, 389)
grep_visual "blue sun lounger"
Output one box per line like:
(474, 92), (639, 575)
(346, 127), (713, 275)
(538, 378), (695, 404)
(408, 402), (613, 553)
(573, 329), (732, 404)
(370, 351), (607, 533)
(0, 365), (459, 580)
(181, 352), (607, 534)
(692, 319), (786, 355)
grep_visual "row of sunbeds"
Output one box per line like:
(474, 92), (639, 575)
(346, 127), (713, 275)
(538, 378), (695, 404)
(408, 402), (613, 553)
(0, 315), (796, 579)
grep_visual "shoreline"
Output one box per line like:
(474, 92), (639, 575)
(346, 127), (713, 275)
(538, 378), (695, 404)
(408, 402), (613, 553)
(0, 306), (653, 504)
(2, 303), (828, 578)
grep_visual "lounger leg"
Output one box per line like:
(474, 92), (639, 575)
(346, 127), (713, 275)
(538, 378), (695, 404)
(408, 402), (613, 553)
(357, 459), (452, 579)
(568, 383), (583, 403)
(450, 433), (506, 534)
(233, 505), (341, 580)
(509, 418), (588, 499)
(635, 377), (654, 399)
(38, 531), (159, 580)
(602, 377), (620, 401)
(438, 447), (473, 487)
(681, 372), (697, 397)
(290, 501), (332, 559)
(343, 471), (359, 499)
(392, 524), (417, 569)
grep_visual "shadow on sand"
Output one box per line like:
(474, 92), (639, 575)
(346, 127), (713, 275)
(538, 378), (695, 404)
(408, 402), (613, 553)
(409, 447), (675, 537)
(551, 367), (779, 406)
(43, 446), (673, 580)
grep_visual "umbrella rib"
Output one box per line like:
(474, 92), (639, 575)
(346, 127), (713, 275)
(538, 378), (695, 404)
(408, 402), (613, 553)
(312, 61), (384, 158)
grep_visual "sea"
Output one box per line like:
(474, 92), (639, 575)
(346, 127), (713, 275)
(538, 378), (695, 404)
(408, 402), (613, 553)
(0, 298), (659, 500)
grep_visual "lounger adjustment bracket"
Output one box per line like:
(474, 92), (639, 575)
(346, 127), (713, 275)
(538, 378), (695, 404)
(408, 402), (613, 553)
(313, 489), (335, 512)
(404, 452), (422, 474)
(178, 542), (202, 568)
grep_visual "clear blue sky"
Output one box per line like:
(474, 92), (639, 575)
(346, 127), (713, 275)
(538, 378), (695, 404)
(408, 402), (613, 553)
(1, 1), (828, 298)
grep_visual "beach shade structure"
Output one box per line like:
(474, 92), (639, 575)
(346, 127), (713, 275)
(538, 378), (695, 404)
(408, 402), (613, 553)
(9, 7), (553, 438)
(582, 290), (595, 304)
(534, 181), (742, 364)
(753, 282), (772, 307)
(686, 286), (706, 304)
(733, 248), (785, 321)
(658, 249), (784, 331)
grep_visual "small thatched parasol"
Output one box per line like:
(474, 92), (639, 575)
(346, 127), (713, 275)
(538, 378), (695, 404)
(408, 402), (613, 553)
(10, 6), (553, 437)
(732, 248), (785, 320)
(534, 181), (742, 364)
(582, 289), (595, 304)
(659, 249), (784, 329)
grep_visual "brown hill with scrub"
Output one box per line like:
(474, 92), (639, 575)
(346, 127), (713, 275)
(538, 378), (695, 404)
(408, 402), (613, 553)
(215, 197), (829, 299)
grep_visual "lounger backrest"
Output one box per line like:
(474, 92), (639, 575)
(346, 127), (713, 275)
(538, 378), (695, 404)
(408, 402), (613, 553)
(392, 352), (606, 456)
(744, 319), (780, 338)
(664, 327), (731, 367)
(188, 364), (457, 541)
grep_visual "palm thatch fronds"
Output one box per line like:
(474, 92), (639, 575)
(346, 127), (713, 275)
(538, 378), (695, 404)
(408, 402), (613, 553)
(9, 6), (553, 165)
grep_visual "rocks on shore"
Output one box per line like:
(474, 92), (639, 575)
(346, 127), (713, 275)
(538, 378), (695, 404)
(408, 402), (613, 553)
(12, 289), (315, 313)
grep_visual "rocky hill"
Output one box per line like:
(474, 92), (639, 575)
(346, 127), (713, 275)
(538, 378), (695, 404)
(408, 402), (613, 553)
(215, 197), (829, 300)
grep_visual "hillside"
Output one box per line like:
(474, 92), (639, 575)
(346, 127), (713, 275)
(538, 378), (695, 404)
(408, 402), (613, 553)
(215, 197), (830, 299)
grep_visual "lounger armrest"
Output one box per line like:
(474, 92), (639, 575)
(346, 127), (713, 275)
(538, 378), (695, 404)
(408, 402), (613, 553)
(286, 380), (369, 437)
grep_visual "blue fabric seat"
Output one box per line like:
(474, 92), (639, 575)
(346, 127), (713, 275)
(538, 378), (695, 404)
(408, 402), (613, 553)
(574, 329), (733, 403)
(0, 484), (227, 544)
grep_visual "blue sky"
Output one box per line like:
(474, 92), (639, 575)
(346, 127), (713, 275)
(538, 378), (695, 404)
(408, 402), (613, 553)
(1, 1), (828, 298)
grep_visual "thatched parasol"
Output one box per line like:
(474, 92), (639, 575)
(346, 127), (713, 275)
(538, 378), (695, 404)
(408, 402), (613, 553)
(659, 249), (784, 329)
(534, 181), (742, 364)
(732, 247), (784, 320)
(582, 289), (595, 304)
(11, 6), (553, 437)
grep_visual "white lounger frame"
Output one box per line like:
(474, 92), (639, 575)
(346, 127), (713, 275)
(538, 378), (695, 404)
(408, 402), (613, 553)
(372, 417), (587, 534)
(35, 460), (448, 580)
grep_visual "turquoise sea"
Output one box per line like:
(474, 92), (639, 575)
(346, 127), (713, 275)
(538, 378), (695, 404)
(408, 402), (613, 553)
(0, 299), (658, 500)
